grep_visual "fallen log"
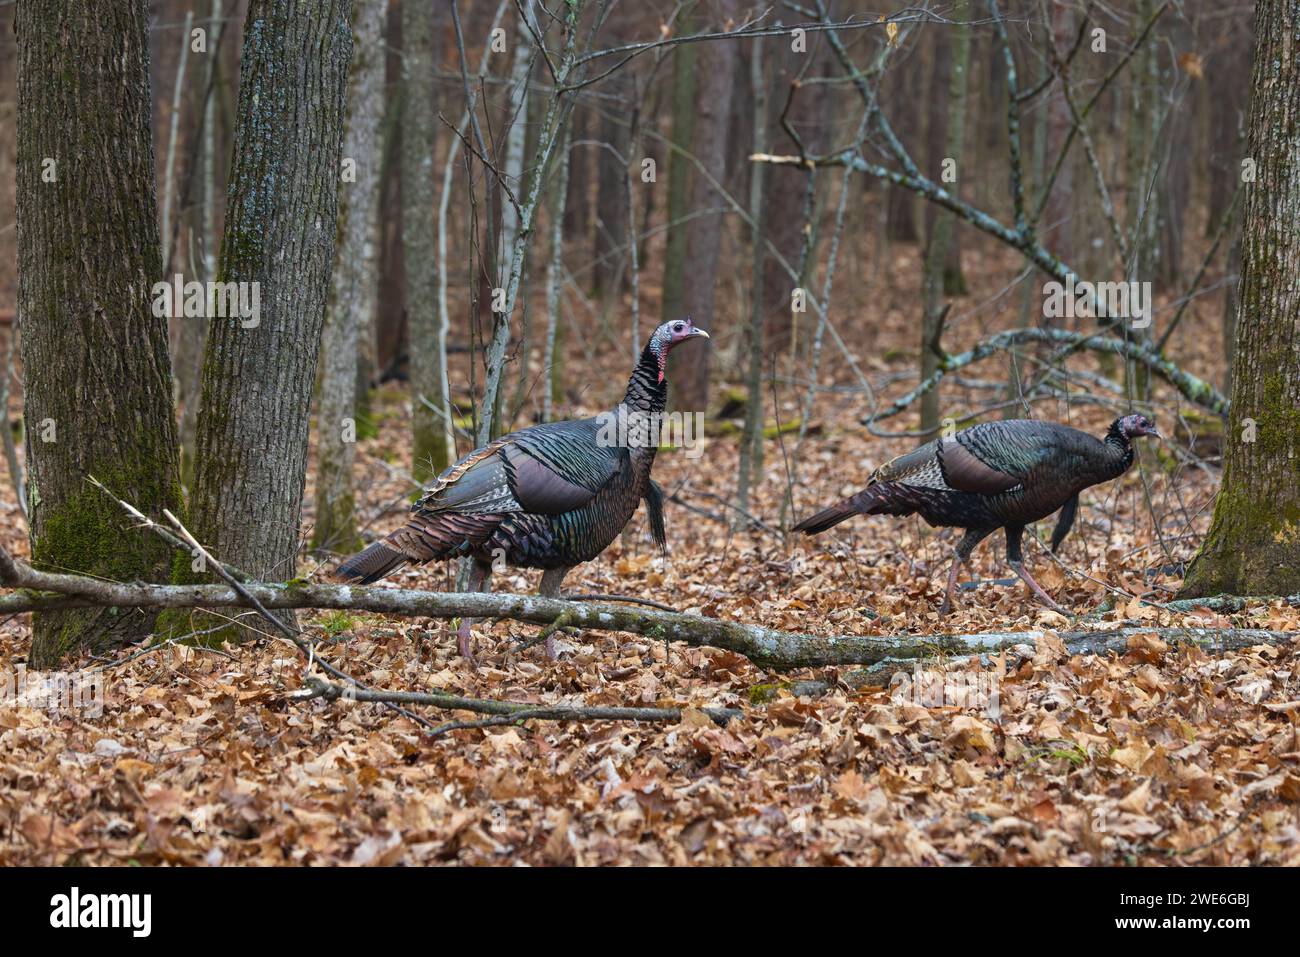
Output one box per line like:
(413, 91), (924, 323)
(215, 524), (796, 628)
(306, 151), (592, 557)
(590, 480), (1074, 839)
(1, 545), (1290, 671)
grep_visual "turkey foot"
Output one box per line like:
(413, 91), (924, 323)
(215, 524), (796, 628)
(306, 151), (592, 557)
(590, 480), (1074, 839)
(939, 558), (962, 615)
(1009, 560), (1067, 614)
(454, 559), (493, 663)
(538, 566), (572, 661)
(1005, 525), (1068, 614)
(456, 617), (476, 664)
(940, 528), (994, 615)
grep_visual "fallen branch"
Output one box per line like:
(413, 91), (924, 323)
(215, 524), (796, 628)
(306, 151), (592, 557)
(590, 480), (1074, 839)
(1, 545), (1288, 671)
(847, 624), (1294, 687)
(299, 676), (742, 733)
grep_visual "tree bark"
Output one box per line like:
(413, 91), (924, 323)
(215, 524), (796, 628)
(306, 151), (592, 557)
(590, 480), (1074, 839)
(762, 39), (833, 352)
(543, 128), (572, 422)
(659, 6), (697, 327)
(1180, 0), (1300, 598)
(184, 0), (352, 635)
(313, 0), (385, 555)
(374, 0), (407, 388)
(16, 0), (184, 665)
(884, 48), (922, 244)
(671, 0), (738, 413)
(402, 0), (448, 484)
(1040, 0), (1076, 271)
(920, 3), (971, 433)
(177, 0), (227, 490)
(593, 80), (631, 302)
(564, 105), (590, 237)
(734, 30), (768, 525)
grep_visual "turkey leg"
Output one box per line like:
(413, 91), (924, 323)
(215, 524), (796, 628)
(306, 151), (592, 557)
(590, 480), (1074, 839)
(538, 566), (572, 660)
(456, 559), (494, 659)
(1005, 525), (1067, 614)
(941, 527), (994, 614)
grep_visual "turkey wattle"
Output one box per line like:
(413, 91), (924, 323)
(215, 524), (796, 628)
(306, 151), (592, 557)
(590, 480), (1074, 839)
(792, 415), (1160, 614)
(335, 318), (709, 657)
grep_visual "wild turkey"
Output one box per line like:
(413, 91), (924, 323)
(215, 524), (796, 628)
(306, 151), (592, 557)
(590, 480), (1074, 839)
(335, 318), (709, 657)
(792, 415), (1160, 614)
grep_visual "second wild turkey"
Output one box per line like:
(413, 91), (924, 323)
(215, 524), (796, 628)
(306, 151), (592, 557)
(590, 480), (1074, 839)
(792, 415), (1160, 614)
(335, 317), (709, 658)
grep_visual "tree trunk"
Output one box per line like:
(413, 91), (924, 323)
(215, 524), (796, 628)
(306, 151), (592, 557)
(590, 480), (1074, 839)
(920, 3), (971, 433)
(1040, 0), (1075, 270)
(659, 8), (697, 327)
(884, 49), (922, 244)
(498, 8), (533, 275)
(469, 0), (586, 449)
(761, 39), (832, 352)
(313, 0), (384, 555)
(735, 30), (768, 525)
(1125, 0), (1161, 285)
(184, 0), (352, 636)
(593, 80), (631, 303)
(543, 128), (572, 423)
(1206, 27), (1250, 234)
(564, 106), (590, 237)
(1180, 0), (1300, 598)
(16, 0), (184, 665)
(177, 0), (226, 490)
(670, 0), (738, 414)
(374, 0), (407, 388)
(402, 0), (447, 484)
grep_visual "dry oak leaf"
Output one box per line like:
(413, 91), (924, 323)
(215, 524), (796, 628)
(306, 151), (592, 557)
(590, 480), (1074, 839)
(946, 715), (997, 753)
(1033, 630), (1068, 668)
(1110, 742), (1153, 772)
(1126, 631), (1168, 663)
(833, 768), (871, 804)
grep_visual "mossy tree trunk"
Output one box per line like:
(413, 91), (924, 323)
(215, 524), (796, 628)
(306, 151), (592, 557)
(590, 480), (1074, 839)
(185, 0), (352, 635)
(313, 0), (384, 555)
(1180, 0), (1300, 598)
(402, 0), (448, 485)
(16, 0), (184, 666)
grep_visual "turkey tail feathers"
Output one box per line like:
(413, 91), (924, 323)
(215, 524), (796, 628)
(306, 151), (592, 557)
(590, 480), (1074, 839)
(335, 542), (410, 584)
(792, 497), (864, 535)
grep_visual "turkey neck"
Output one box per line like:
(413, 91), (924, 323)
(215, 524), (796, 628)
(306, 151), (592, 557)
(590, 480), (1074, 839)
(620, 343), (668, 416)
(1094, 421), (1136, 482)
(613, 343), (669, 475)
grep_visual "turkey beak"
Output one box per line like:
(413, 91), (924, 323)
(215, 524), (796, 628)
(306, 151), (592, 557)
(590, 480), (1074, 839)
(689, 328), (710, 340)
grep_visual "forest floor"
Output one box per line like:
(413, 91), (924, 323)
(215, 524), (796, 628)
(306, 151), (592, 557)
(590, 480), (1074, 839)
(2, 239), (1299, 866)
